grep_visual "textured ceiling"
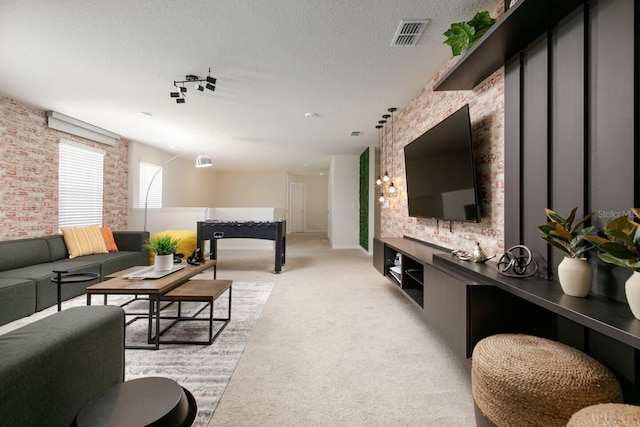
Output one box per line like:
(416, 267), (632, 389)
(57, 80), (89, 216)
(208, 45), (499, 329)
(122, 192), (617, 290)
(0, 0), (497, 174)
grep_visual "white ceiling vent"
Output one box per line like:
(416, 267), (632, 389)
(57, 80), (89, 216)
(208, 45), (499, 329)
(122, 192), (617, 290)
(391, 19), (429, 46)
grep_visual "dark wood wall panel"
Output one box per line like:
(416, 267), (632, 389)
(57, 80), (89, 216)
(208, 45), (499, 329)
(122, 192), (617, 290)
(521, 36), (550, 277)
(504, 55), (522, 250)
(589, 0), (636, 299)
(550, 10), (586, 273)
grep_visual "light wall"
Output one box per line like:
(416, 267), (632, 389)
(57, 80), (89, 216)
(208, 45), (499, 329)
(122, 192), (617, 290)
(328, 155), (360, 249)
(288, 173), (328, 232)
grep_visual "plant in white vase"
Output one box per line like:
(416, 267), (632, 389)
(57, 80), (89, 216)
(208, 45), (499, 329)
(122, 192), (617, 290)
(145, 235), (180, 271)
(536, 207), (597, 297)
(585, 208), (640, 319)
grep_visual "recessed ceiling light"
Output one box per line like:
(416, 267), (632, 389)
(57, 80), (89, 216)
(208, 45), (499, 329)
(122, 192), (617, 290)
(137, 112), (152, 118)
(304, 112), (320, 118)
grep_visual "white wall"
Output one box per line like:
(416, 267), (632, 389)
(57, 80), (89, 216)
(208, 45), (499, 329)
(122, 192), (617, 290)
(288, 173), (328, 232)
(128, 141), (217, 209)
(328, 155), (360, 249)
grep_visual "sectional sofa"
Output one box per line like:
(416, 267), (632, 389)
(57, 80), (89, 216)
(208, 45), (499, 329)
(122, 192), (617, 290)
(0, 231), (149, 326)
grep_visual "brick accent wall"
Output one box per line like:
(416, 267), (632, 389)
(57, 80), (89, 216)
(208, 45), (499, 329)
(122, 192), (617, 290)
(0, 97), (129, 240)
(380, 3), (505, 257)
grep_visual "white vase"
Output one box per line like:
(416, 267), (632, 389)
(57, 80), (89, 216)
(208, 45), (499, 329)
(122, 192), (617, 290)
(625, 271), (640, 320)
(557, 257), (592, 297)
(154, 254), (174, 271)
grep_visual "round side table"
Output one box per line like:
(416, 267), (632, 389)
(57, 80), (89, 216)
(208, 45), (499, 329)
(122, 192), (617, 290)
(75, 377), (197, 427)
(51, 270), (100, 311)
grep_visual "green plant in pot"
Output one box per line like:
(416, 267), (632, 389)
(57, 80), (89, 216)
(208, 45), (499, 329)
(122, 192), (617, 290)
(585, 208), (640, 319)
(536, 207), (596, 297)
(443, 11), (496, 56)
(145, 235), (180, 271)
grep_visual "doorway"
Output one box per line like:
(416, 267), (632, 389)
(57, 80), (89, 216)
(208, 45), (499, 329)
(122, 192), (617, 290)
(289, 182), (305, 233)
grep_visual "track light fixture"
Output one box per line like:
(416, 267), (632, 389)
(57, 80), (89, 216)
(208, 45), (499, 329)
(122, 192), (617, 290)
(169, 68), (217, 104)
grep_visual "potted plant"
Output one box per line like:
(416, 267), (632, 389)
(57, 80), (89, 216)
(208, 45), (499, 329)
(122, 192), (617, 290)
(443, 11), (496, 56)
(585, 209), (640, 318)
(145, 235), (180, 271)
(536, 207), (597, 297)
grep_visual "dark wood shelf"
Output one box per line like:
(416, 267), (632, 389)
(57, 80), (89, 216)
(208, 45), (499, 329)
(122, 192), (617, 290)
(434, 0), (586, 91)
(433, 254), (640, 351)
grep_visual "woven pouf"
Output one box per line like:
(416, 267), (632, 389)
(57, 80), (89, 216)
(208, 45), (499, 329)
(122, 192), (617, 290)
(567, 403), (640, 426)
(471, 334), (623, 427)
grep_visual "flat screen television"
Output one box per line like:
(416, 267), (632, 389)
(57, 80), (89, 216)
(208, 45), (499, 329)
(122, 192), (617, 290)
(403, 104), (480, 222)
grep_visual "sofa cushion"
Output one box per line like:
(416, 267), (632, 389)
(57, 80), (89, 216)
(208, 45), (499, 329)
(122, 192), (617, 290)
(72, 251), (145, 277)
(0, 279), (36, 326)
(61, 225), (108, 258)
(0, 238), (50, 271)
(0, 305), (125, 427)
(101, 226), (119, 252)
(44, 235), (69, 261)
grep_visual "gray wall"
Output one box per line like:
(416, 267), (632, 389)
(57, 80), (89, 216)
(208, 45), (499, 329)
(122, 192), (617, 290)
(504, 0), (638, 302)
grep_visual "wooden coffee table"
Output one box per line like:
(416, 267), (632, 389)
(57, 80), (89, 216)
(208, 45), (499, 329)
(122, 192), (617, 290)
(86, 259), (216, 350)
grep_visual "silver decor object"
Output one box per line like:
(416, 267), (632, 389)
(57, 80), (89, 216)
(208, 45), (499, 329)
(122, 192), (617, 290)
(496, 245), (538, 278)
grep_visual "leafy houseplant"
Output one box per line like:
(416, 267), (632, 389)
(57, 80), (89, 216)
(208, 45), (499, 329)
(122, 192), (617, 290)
(536, 207), (596, 297)
(145, 235), (180, 271)
(585, 209), (640, 319)
(536, 207), (597, 259)
(443, 11), (496, 56)
(585, 209), (640, 271)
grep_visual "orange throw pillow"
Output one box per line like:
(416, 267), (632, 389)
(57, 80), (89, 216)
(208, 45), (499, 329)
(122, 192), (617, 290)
(100, 226), (119, 252)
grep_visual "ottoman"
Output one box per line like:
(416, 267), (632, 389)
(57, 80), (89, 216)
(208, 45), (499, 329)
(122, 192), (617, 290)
(471, 334), (623, 427)
(567, 403), (640, 426)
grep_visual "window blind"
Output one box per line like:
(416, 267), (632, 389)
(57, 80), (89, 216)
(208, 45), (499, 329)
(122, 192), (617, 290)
(58, 140), (104, 229)
(139, 161), (162, 209)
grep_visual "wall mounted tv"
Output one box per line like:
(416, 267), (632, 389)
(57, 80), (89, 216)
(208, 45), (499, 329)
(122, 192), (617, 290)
(403, 104), (480, 222)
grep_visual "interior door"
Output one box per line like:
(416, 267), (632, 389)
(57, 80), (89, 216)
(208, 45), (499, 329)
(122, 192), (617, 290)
(289, 182), (305, 233)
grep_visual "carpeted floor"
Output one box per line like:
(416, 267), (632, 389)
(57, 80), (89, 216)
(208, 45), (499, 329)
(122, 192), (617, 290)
(208, 233), (475, 426)
(0, 278), (275, 427)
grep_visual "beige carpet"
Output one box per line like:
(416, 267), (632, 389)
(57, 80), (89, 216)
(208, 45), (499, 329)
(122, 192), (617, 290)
(208, 233), (475, 426)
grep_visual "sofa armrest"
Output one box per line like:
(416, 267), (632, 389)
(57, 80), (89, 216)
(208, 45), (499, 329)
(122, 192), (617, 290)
(113, 230), (149, 253)
(0, 305), (125, 427)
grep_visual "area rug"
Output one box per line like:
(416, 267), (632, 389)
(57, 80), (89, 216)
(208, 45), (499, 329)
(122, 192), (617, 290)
(0, 280), (276, 427)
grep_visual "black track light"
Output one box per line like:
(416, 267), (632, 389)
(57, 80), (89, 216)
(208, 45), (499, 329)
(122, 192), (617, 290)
(170, 68), (218, 104)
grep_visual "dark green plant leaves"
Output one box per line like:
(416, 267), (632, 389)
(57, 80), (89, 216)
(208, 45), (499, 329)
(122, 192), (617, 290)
(467, 11), (496, 42)
(443, 22), (475, 56)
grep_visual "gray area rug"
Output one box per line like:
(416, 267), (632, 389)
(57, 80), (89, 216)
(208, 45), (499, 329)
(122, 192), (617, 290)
(0, 280), (275, 427)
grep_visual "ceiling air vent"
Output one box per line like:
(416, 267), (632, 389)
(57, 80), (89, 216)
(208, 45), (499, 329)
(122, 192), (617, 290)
(391, 19), (429, 46)
(350, 131), (362, 137)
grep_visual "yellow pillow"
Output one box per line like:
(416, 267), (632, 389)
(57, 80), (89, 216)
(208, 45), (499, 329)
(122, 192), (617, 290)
(61, 225), (109, 259)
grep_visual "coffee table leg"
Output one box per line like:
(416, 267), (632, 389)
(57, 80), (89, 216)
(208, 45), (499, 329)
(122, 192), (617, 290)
(57, 271), (63, 311)
(154, 294), (161, 350)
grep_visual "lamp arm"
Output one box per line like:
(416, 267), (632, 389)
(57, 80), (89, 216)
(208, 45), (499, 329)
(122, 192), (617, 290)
(143, 154), (183, 232)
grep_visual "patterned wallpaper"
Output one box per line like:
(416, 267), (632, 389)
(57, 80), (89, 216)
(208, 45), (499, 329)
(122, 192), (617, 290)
(380, 4), (505, 257)
(0, 97), (129, 240)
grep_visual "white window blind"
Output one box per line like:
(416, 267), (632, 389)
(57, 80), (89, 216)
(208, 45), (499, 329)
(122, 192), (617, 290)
(139, 161), (162, 209)
(58, 140), (104, 229)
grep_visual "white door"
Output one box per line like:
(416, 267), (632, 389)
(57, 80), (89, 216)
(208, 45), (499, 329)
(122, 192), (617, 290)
(289, 183), (305, 232)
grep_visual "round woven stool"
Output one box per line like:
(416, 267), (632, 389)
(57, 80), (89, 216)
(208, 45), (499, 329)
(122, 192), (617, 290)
(567, 403), (640, 426)
(471, 334), (623, 427)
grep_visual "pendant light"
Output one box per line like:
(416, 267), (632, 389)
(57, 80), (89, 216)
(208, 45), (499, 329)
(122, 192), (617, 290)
(387, 108), (397, 194)
(375, 124), (383, 186)
(381, 114), (391, 182)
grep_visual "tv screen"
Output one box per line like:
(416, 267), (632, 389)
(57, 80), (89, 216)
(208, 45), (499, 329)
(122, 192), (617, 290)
(403, 104), (480, 222)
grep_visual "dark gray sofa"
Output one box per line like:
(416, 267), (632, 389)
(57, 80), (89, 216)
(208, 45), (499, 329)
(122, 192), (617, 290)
(0, 305), (125, 427)
(0, 231), (149, 326)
